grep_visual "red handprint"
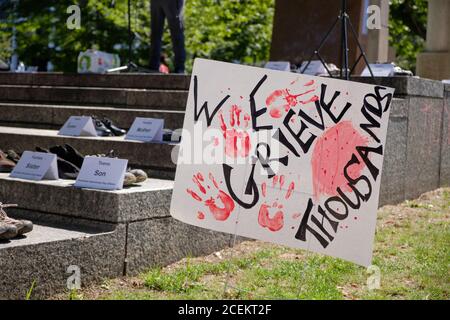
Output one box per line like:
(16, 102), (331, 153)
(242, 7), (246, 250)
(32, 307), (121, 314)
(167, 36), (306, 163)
(186, 172), (235, 221)
(218, 104), (251, 158)
(265, 80), (319, 119)
(258, 175), (295, 232)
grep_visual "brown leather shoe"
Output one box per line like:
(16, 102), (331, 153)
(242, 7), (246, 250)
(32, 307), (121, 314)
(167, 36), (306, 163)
(0, 150), (16, 173)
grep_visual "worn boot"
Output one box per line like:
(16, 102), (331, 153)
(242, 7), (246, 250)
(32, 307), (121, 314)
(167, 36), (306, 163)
(0, 221), (17, 240)
(0, 150), (16, 173)
(0, 203), (33, 236)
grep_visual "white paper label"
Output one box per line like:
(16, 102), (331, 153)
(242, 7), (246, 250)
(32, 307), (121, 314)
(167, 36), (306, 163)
(58, 116), (97, 137)
(299, 60), (327, 76)
(74, 156), (128, 190)
(10, 151), (58, 181)
(361, 64), (395, 77)
(125, 117), (164, 142)
(264, 61), (291, 72)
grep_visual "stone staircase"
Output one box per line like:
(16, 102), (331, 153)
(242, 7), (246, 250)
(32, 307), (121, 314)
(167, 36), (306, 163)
(0, 73), (231, 299)
(0, 72), (447, 299)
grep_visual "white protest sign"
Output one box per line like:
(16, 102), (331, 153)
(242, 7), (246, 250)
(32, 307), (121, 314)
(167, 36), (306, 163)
(170, 58), (395, 266)
(125, 117), (164, 142)
(74, 156), (128, 190)
(10, 151), (58, 181)
(361, 63), (395, 77)
(265, 61), (291, 72)
(58, 116), (97, 137)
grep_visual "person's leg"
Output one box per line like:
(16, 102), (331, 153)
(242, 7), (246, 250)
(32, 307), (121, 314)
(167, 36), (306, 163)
(149, 0), (166, 71)
(163, 0), (186, 73)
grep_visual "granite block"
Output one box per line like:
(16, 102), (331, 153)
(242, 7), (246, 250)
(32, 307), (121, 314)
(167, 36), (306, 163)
(125, 217), (235, 275)
(440, 89), (450, 186)
(404, 97), (443, 199)
(0, 72), (191, 90)
(0, 102), (185, 130)
(0, 173), (173, 223)
(0, 220), (126, 299)
(0, 126), (177, 171)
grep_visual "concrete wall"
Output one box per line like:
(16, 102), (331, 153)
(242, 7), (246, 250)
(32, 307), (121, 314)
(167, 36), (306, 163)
(359, 77), (449, 206)
(440, 84), (450, 186)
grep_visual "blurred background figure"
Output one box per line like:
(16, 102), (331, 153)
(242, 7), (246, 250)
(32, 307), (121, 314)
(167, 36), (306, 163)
(159, 53), (170, 74)
(149, 0), (186, 74)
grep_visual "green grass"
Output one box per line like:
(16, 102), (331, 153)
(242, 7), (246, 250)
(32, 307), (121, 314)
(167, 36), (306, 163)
(66, 188), (450, 300)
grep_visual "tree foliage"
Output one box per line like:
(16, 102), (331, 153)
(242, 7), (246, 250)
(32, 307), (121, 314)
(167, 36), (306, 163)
(0, 0), (428, 74)
(0, 0), (274, 72)
(389, 0), (428, 72)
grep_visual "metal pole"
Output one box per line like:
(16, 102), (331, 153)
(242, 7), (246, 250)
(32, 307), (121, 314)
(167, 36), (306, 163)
(128, 0), (132, 63)
(341, 0), (349, 80)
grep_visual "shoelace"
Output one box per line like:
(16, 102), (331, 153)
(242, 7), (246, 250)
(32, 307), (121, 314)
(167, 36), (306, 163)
(0, 203), (18, 219)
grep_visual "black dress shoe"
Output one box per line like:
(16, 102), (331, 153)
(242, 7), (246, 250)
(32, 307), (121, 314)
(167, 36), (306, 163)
(162, 129), (173, 142)
(48, 144), (85, 169)
(64, 144), (85, 168)
(101, 117), (127, 136)
(36, 147), (80, 179)
(92, 116), (113, 137)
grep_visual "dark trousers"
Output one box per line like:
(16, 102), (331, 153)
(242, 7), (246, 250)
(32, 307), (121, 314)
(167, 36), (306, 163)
(149, 0), (186, 73)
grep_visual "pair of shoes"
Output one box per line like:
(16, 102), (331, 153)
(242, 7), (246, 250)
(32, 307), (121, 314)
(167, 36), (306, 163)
(92, 116), (127, 137)
(123, 169), (148, 187)
(87, 149), (117, 159)
(49, 144), (84, 168)
(0, 203), (33, 240)
(5, 149), (21, 163)
(0, 149), (16, 173)
(37, 146), (80, 179)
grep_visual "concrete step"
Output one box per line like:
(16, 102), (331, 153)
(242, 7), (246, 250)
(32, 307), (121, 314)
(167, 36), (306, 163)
(0, 102), (185, 130)
(0, 218), (126, 299)
(0, 175), (232, 299)
(0, 72), (191, 90)
(0, 208), (232, 299)
(0, 126), (177, 173)
(0, 85), (188, 110)
(0, 173), (173, 223)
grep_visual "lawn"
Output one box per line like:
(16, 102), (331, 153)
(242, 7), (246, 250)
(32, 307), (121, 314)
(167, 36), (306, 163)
(60, 188), (449, 300)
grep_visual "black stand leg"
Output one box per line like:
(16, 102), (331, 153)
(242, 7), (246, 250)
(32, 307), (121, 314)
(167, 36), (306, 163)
(300, 0), (374, 80)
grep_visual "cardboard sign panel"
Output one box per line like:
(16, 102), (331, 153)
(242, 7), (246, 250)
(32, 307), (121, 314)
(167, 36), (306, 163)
(170, 58), (394, 266)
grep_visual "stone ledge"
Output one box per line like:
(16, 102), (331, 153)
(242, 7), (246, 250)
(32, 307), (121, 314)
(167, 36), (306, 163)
(0, 72), (191, 90)
(0, 173), (173, 223)
(352, 76), (444, 98)
(0, 221), (126, 299)
(0, 126), (177, 171)
(0, 102), (185, 130)
(0, 85), (188, 110)
(0, 208), (236, 299)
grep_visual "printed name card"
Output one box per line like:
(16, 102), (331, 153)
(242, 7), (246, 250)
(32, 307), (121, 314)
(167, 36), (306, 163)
(74, 156), (128, 190)
(10, 151), (58, 181)
(264, 61), (291, 72)
(125, 117), (164, 142)
(299, 60), (327, 76)
(361, 64), (395, 77)
(58, 116), (97, 137)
